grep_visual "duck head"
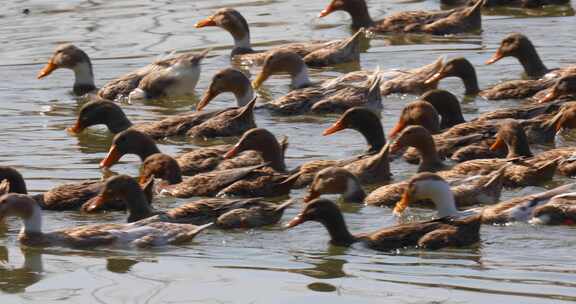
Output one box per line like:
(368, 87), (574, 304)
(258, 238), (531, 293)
(420, 89), (465, 129)
(252, 50), (312, 90)
(305, 167), (366, 203)
(486, 33), (547, 78)
(323, 107), (385, 153)
(140, 153), (183, 185)
(394, 173), (459, 218)
(0, 194), (42, 234)
(489, 120), (532, 158)
(0, 167), (28, 195)
(68, 101), (132, 134)
(389, 100), (440, 139)
(195, 8), (252, 52)
(319, 0), (373, 28)
(425, 57), (480, 96)
(100, 130), (161, 168)
(224, 128), (286, 172)
(197, 68), (254, 111)
(37, 44), (96, 95)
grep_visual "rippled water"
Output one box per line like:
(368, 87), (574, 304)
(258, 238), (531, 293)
(1, 0), (576, 303)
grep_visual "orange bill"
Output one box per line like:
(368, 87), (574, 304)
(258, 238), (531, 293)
(251, 71), (269, 89)
(388, 119), (406, 139)
(224, 144), (240, 159)
(485, 50), (504, 65)
(100, 145), (122, 168)
(196, 89), (217, 111)
(81, 195), (107, 213)
(393, 189), (411, 216)
(195, 17), (217, 28)
(424, 71), (443, 85)
(318, 3), (336, 17)
(284, 213), (305, 228)
(489, 136), (505, 151)
(322, 119), (345, 136)
(66, 119), (83, 134)
(303, 189), (320, 203)
(139, 174), (151, 186)
(539, 89), (558, 104)
(37, 61), (58, 79)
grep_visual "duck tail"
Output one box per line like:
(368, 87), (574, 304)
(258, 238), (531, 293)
(193, 48), (212, 63)
(367, 68), (383, 105)
(276, 171), (303, 193)
(466, 0), (485, 16)
(339, 28), (364, 58)
(280, 136), (289, 156)
(234, 96), (257, 120)
(274, 199), (295, 212)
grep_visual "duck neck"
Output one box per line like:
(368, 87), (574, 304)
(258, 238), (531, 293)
(259, 143), (286, 172)
(507, 138), (533, 158)
(20, 205), (42, 236)
(427, 182), (459, 217)
(414, 137), (444, 173)
(124, 186), (156, 223)
(459, 70), (480, 96)
(342, 176), (366, 204)
(233, 84), (255, 107)
(517, 47), (548, 79)
(347, 2), (374, 29)
(291, 67), (313, 89)
(106, 110), (133, 134)
(320, 212), (356, 246)
(137, 144), (162, 162)
(233, 33), (252, 52)
(72, 61), (96, 95)
(355, 121), (386, 154)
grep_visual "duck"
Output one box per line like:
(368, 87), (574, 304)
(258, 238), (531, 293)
(98, 129), (270, 177)
(394, 172), (576, 225)
(285, 198), (482, 250)
(485, 33), (551, 79)
(0, 166), (141, 211)
(195, 67), (255, 111)
(425, 57), (558, 100)
(252, 49), (382, 115)
(306, 166), (504, 209)
(489, 119), (576, 176)
(139, 153), (273, 198)
(442, 0), (570, 8)
(538, 74), (576, 103)
(318, 0), (483, 35)
(0, 193), (211, 248)
(37, 44), (209, 100)
(127, 49), (210, 101)
(531, 193), (576, 225)
(195, 8), (363, 67)
(389, 125), (559, 187)
(85, 175), (293, 229)
(322, 106), (386, 154)
(224, 127), (392, 189)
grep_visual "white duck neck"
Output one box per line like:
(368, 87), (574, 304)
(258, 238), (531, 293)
(21, 204), (42, 235)
(234, 86), (254, 107)
(424, 180), (460, 218)
(291, 67), (312, 89)
(73, 61), (95, 87)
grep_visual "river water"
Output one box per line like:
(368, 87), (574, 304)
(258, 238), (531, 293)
(0, 0), (575, 303)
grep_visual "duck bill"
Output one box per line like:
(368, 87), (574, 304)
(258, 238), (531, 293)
(66, 119), (83, 134)
(224, 144), (240, 159)
(485, 51), (504, 65)
(284, 213), (305, 228)
(138, 175), (151, 187)
(424, 71), (444, 85)
(195, 17), (216, 28)
(82, 194), (107, 213)
(318, 3), (336, 17)
(251, 71), (269, 89)
(196, 89), (217, 111)
(322, 119), (345, 136)
(489, 137), (505, 152)
(37, 61), (58, 79)
(539, 89), (558, 103)
(303, 190), (320, 203)
(388, 119), (406, 139)
(393, 190), (411, 216)
(100, 145), (122, 168)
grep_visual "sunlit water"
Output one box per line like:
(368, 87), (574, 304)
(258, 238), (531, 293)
(0, 0), (576, 303)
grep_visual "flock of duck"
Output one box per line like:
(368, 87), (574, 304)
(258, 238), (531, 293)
(2, 0), (576, 251)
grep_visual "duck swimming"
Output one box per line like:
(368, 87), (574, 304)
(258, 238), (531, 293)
(286, 198), (482, 250)
(318, 0), (483, 35)
(252, 49), (382, 115)
(86, 175), (293, 229)
(322, 107), (386, 154)
(395, 172), (576, 225)
(37, 44), (209, 100)
(0, 193), (211, 248)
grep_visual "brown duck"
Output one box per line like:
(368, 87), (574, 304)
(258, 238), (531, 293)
(286, 198), (482, 251)
(195, 8), (363, 67)
(318, 0), (483, 35)
(86, 175), (293, 228)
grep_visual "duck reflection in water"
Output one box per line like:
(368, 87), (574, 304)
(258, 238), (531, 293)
(0, 246), (43, 293)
